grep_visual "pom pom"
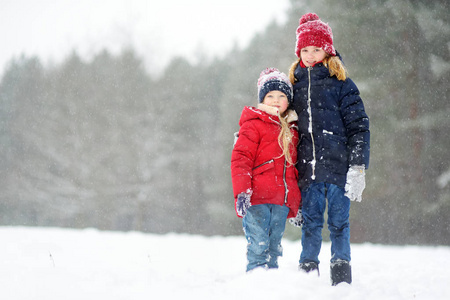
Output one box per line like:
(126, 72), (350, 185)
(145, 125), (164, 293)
(299, 13), (319, 25)
(259, 67), (279, 77)
(258, 67), (280, 87)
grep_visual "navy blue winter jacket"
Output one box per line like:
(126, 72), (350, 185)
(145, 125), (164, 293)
(291, 60), (370, 189)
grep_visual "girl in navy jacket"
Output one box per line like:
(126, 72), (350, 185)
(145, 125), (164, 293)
(289, 13), (370, 285)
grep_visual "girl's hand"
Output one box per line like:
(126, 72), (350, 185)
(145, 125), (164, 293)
(236, 193), (251, 217)
(345, 165), (366, 202)
(289, 208), (304, 227)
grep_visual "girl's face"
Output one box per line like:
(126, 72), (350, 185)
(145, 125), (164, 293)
(300, 46), (327, 67)
(263, 90), (289, 114)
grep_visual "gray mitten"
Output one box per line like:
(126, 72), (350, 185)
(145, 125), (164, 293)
(345, 165), (366, 202)
(289, 208), (304, 227)
(236, 192), (251, 217)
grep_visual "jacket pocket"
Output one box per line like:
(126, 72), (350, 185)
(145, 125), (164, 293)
(323, 133), (348, 174)
(253, 159), (274, 175)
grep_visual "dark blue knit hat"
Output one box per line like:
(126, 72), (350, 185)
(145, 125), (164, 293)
(257, 68), (293, 103)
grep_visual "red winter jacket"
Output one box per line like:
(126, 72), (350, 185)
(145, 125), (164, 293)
(231, 104), (302, 218)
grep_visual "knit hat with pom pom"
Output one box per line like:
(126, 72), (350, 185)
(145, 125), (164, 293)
(257, 68), (293, 103)
(295, 13), (336, 57)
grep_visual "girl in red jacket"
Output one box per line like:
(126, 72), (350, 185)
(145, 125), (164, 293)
(231, 68), (302, 272)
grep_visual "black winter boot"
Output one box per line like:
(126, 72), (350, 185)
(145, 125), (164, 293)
(330, 260), (352, 286)
(299, 262), (320, 276)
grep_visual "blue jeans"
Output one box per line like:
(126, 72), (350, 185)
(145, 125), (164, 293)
(299, 183), (351, 265)
(243, 204), (290, 272)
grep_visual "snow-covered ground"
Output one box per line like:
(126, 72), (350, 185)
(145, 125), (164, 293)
(2, 227), (449, 300)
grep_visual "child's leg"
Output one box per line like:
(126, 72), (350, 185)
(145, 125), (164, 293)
(243, 204), (271, 271)
(327, 184), (351, 262)
(267, 204), (289, 269)
(299, 183), (326, 266)
(327, 183), (351, 285)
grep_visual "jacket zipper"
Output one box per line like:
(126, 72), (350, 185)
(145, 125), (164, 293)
(283, 158), (288, 203)
(307, 67), (317, 180)
(252, 159), (274, 171)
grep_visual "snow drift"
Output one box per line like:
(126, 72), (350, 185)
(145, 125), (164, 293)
(2, 227), (449, 300)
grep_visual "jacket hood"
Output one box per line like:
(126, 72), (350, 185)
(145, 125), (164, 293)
(239, 104), (298, 126)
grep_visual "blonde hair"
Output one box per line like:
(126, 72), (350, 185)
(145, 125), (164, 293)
(278, 110), (295, 166)
(289, 55), (347, 84)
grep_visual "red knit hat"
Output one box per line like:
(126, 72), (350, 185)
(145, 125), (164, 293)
(295, 13), (336, 58)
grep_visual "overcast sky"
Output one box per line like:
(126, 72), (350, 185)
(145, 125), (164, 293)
(0, 0), (290, 75)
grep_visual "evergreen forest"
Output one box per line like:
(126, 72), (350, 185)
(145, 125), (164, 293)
(1, 0), (449, 245)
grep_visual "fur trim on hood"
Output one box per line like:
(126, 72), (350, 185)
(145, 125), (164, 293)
(257, 103), (298, 124)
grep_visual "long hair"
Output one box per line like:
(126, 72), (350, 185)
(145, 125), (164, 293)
(278, 110), (295, 166)
(289, 55), (347, 84)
